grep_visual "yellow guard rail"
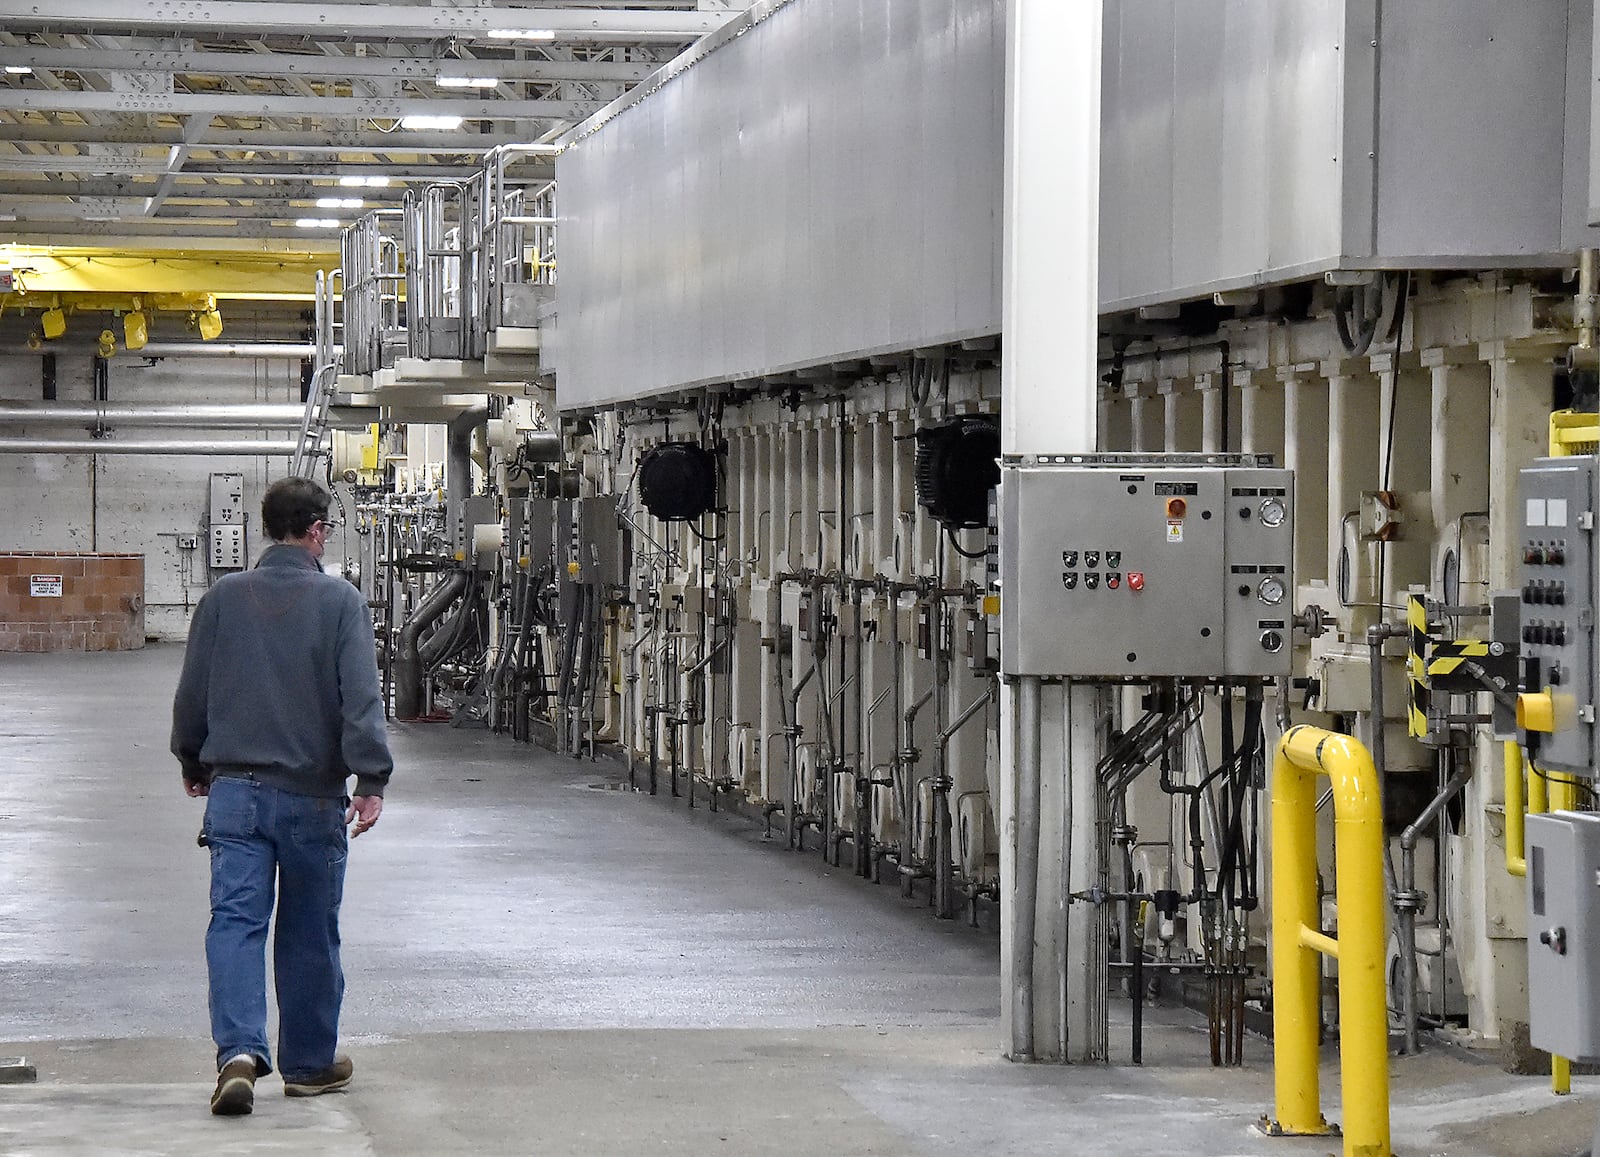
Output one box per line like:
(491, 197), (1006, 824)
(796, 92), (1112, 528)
(1263, 725), (1390, 1157)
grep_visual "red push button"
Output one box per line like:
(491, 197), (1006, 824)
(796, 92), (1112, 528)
(1166, 498), (1187, 519)
(1128, 572), (1146, 591)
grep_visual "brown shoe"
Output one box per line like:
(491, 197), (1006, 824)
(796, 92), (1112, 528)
(210, 1054), (257, 1116)
(283, 1054), (353, 1097)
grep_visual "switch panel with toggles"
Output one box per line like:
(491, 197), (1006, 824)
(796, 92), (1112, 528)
(998, 456), (1293, 678)
(1517, 458), (1597, 776)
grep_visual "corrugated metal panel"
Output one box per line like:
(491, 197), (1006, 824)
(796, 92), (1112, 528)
(1100, 0), (1593, 312)
(553, 0), (1004, 411)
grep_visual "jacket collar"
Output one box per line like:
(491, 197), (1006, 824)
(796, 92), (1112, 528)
(256, 543), (322, 571)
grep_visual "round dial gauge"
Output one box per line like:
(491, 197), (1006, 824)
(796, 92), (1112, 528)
(1259, 498), (1287, 527)
(1257, 576), (1286, 606)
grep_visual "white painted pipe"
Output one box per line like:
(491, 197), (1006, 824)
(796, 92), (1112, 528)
(0, 403), (305, 427)
(138, 343), (316, 358)
(0, 438), (296, 455)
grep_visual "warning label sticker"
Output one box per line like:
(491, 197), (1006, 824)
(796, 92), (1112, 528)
(29, 575), (63, 597)
(1166, 521), (1184, 544)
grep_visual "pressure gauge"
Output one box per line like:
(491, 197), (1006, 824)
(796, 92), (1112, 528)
(1257, 575), (1286, 606)
(1259, 497), (1287, 527)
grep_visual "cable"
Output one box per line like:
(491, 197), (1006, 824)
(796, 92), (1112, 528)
(946, 525), (987, 559)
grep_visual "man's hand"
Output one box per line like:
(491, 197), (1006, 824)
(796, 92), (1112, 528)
(184, 779), (209, 798)
(347, 794), (383, 838)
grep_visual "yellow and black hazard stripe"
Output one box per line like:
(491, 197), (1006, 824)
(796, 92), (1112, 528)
(1426, 639), (1494, 687)
(1407, 595), (1431, 738)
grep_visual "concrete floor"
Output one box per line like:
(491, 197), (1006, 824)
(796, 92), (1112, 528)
(1, 645), (1597, 1155)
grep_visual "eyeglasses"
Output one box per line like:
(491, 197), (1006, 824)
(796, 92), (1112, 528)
(315, 518), (340, 533)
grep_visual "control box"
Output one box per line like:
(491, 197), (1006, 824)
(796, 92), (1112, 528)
(1526, 811), (1600, 1062)
(557, 496), (624, 586)
(997, 455), (1293, 679)
(1517, 458), (1597, 776)
(208, 472), (245, 570)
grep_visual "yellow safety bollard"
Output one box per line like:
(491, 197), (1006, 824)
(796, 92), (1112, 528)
(1262, 725), (1391, 1157)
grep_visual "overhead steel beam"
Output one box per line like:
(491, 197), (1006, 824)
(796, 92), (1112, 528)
(0, 2), (727, 40)
(0, 178), (414, 201)
(0, 215), (345, 241)
(7, 45), (659, 84)
(0, 89), (596, 121)
(0, 198), (378, 221)
(0, 123), (553, 152)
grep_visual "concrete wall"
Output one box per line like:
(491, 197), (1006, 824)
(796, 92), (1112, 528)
(0, 309), (351, 641)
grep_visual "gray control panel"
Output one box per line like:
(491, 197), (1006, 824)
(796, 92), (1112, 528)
(1518, 458), (1596, 776)
(1527, 812), (1600, 1062)
(998, 456), (1293, 679)
(208, 472), (245, 570)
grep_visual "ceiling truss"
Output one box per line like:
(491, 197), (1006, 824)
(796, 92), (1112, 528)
(0, 2), (749, 251)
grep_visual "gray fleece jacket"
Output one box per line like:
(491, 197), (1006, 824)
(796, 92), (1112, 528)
(170, 543), (393, 799)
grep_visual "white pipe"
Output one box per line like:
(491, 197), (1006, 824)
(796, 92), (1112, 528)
(0, 438), (296, 455)
(1012, 674), (1042, 1060)
(0, 403), (305, 427)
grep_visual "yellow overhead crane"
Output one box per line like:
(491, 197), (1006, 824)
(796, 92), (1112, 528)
(0, 245), (338, 354)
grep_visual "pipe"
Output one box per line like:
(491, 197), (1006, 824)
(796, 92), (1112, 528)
(1578, 248), (1599, 354)
(1012, 676), (1042, 1062)
(1267, 725), (1390, 1156)
(1396, 757), (1472, 1055)
(393, 570), (470, 720)
(447, 406), (488, 554)
(785, 662), (818, 849)
(0, 403), (308, 427)
(135, 342), (316, 359)
(935, 682), (996, 919)
(0, 437), (296, 455)
(1505, 741), (1528, 878)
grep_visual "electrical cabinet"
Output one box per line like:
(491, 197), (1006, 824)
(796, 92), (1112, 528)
(1517, 459), (1597, 777)
(1526, 812), (1600, 1063)
(557, 497), (624, 587)
(208, 472), (245, 570)
(998, 456), (1293, 679)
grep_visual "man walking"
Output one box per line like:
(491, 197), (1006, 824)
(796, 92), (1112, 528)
(172, 476), (392, 1116)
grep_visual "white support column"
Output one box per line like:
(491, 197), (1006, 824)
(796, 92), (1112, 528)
(1453, 341), (1563, 1054)
(1323, 359), (1382, 628)
(1281, 368), (1330, 589)
(999, 0), (1102, 1065)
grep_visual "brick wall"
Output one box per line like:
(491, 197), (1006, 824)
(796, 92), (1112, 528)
(0, 552), (145, 652)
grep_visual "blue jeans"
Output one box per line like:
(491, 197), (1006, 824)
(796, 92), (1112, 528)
(203, 776), (348, 1079)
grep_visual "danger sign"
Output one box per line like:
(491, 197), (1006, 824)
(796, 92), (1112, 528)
(29, 575), (63, 597)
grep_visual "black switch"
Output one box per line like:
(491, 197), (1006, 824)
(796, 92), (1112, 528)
(1085, 551), (1101, 569)
(1062, 550), (1079, 568)
(1062, 572), (1078, 590)
(1106, 551), (1122, 569)
(1085, 572), (1100, 591)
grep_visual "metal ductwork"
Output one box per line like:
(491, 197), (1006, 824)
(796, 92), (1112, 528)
(0, 403), (306, 428)
(393, 570), (472, 720)
(0, 438), (297, 455)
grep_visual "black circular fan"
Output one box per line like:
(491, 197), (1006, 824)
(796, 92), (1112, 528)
(638, 442), (719, 521)
(914, 418), (1000, 529)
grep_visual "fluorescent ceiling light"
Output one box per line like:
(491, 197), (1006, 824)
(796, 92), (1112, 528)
(487, 29), (556, 41)
(293, 218), (341, 229)
(437, 76), (499, 89)
(337, 175), (390, 188)
(4, 65), (32, 75)
(399, 114), (464, 131)
(315, 197), (363, 209)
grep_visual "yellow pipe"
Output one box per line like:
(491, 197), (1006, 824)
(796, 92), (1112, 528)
(1505, 742), (1526, 878)
(1298, 925), (1341, 959)
(1267, 725), (1391, 1157)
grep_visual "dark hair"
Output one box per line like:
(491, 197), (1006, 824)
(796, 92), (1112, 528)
(262, 477), (331, 541)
